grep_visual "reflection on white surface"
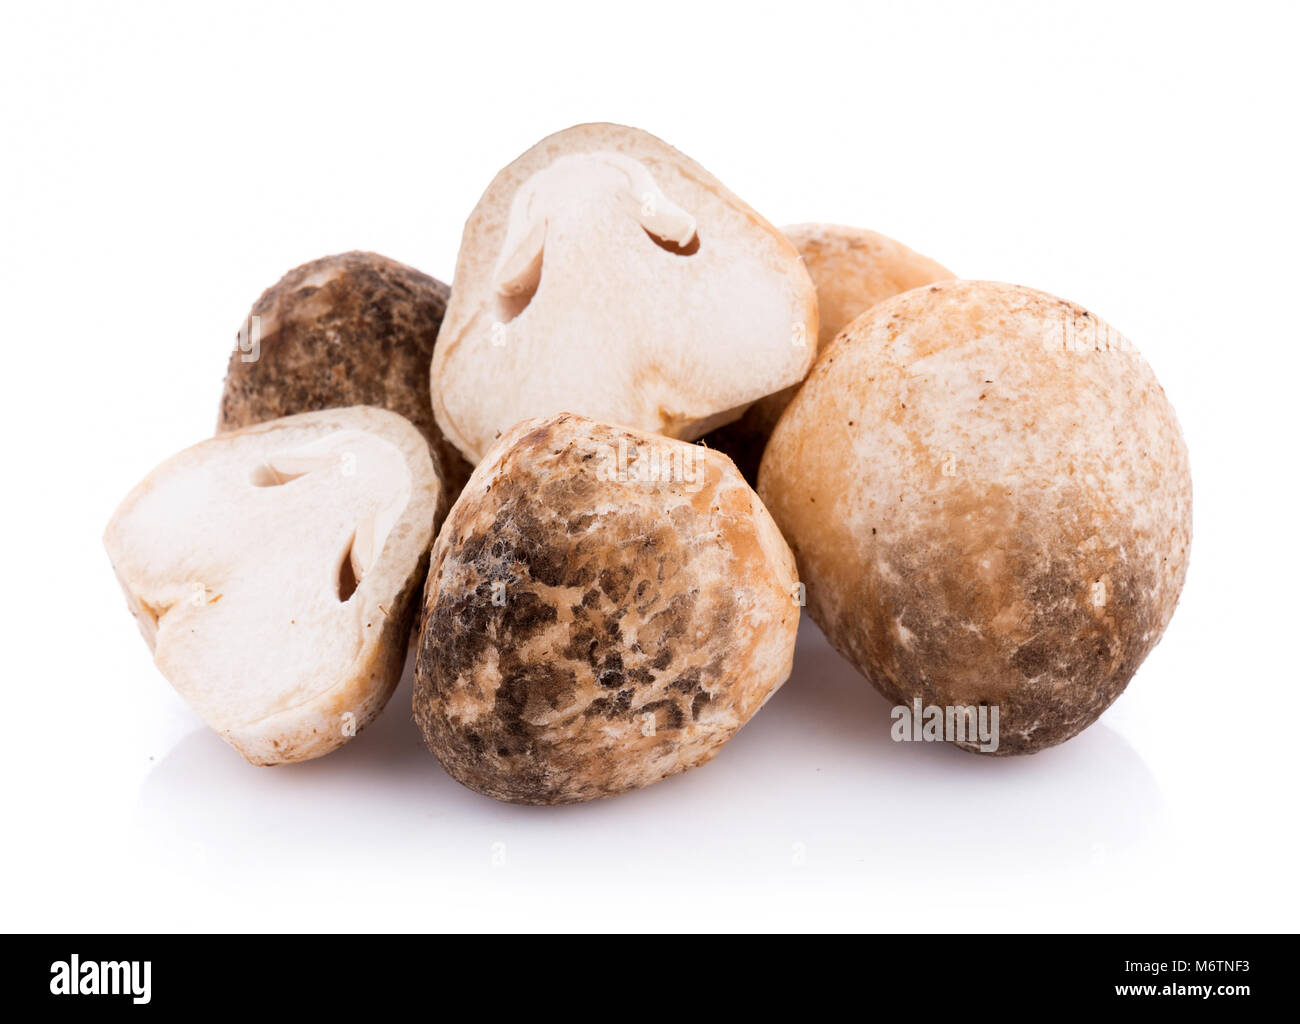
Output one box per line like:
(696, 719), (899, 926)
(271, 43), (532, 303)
(130, 619), (1160, 925)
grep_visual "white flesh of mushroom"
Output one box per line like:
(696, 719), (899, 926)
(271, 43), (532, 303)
(431, 124), (818, 466)
(104, 407), (440, 764)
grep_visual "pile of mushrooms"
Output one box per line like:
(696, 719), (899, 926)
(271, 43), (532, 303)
(104, 122), (1191, 804)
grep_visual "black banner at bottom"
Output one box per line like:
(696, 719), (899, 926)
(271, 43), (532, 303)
(3, 933), (1284, 1015)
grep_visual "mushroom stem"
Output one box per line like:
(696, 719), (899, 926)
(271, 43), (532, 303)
(491, 151), (697, 298)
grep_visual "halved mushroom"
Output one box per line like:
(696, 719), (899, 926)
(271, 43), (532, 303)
(430, 123), (819, 465)
(104, 407), (443, 765)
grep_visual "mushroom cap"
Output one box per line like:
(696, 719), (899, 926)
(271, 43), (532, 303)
(218, 251), (472, 497)
(105, 407), (442, 764)
(431, 123), (818, 465)
(784, 223), (954, 349)
(414, 413), (800, 804)
(706, 224), (953, 484)
(759, 281), (1192, 754)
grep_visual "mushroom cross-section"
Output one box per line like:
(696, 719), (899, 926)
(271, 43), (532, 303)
(431, 123), (819, 466)
(103, 407), (442, 765)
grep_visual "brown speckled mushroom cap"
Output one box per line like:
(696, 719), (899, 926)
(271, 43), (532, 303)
(706, 224), (953, 484)
(414, 412), (800, 804)
(218, 251), (472, 497)
(759, 280), (1192, 754)
(430, 123), (818, 466)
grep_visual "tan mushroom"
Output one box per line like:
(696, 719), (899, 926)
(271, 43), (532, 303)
(706, 224), (953, 483)
(759, 281), (1192, 754)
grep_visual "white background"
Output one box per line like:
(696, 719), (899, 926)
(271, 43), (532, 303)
(2, 0), (1296, 932)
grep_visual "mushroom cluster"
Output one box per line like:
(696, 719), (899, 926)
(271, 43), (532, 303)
(105, 121), (1191, 801)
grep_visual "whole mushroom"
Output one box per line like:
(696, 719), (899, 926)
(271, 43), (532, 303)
(706, 224), (953, 483)
(759, 281), (1192, 754)
(218, 251), (472, 496)
(414, 413), (800, 803)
